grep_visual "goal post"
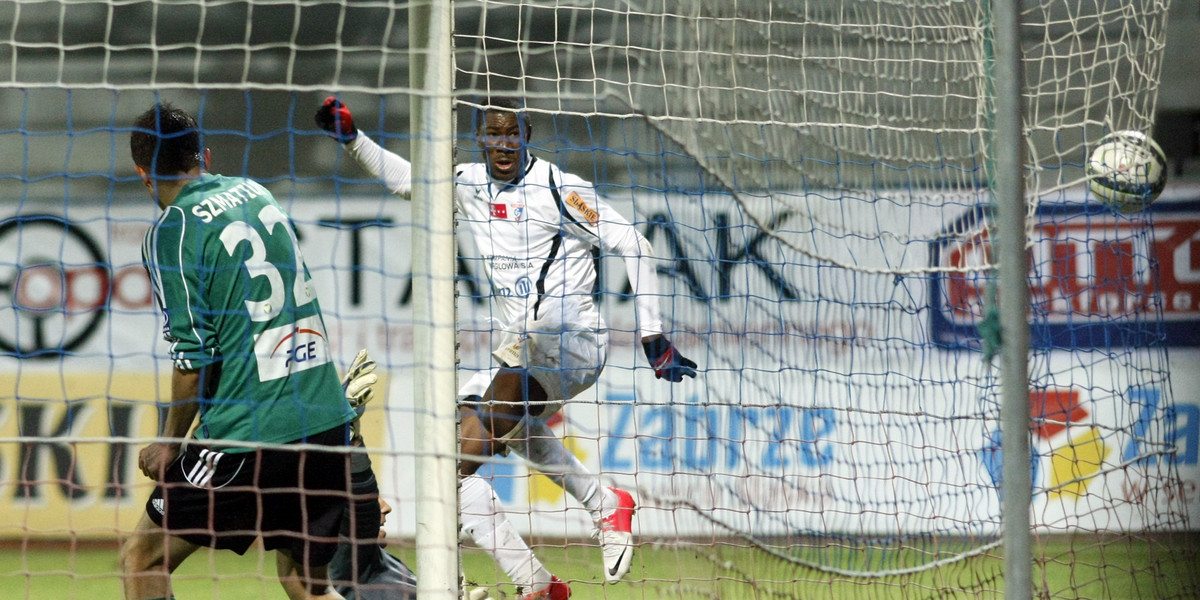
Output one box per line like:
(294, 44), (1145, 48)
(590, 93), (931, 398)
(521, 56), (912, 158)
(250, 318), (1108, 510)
(409, 1), (458, 600)
(990, 2), (1034, 600)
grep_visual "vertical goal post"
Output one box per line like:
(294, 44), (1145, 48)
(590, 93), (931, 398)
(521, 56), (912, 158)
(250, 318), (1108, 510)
(989, 1), (1034, 599)
(410, 1), (458, 600)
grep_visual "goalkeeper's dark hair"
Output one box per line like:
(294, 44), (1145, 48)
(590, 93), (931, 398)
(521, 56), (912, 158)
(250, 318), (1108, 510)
(130, 102), (202, 176)
(473, 96), (530, 138)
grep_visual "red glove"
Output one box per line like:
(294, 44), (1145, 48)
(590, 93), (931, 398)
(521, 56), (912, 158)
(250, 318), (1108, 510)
(314, 96), (358, 143)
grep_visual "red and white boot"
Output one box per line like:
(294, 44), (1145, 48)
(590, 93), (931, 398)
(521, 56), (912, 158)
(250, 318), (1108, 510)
(594, 487), (636, 582)
(517, 575), (570, 600)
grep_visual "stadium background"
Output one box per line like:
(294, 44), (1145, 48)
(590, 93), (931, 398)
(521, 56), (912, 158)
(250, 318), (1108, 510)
(1, 0), (1198, 557)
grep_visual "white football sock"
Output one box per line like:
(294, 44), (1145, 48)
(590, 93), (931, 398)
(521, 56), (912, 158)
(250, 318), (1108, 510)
(460, 474), (552, 591)
(506, 420), (606, 519)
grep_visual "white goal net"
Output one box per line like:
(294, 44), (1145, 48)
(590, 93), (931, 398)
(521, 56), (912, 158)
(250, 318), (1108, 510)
(1, 0), (1195, 599)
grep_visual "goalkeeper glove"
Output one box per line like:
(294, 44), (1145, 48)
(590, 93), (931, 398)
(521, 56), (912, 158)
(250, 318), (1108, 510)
(462, 585), (493, 600)
(315, 96), (358, 143)
(342, 349), (378, 440)
(461, 572), (493, 600)
(642, 336), (697, 382)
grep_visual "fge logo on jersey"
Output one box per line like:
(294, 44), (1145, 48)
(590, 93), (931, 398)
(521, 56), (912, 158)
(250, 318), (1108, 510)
(252, 315), (332, 381)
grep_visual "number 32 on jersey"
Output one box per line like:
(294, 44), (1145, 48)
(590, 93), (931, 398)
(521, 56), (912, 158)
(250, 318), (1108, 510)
(220, 203), (331, 382)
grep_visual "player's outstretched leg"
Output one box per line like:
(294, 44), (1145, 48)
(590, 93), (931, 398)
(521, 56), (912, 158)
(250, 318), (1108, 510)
(595, 487), (636, 583)
(505, 420), (637, 582)
(515, 575), (571, 600)
(461, 474), (571, 599)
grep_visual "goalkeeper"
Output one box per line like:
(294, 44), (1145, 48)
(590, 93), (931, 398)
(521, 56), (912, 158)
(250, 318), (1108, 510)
(332, 351), (491, 600)
(329, 350), (417, 600)
(316, 96), (697, 599)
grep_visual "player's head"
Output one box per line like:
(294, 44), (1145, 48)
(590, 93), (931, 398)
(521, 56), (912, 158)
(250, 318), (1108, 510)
(131, 102), (204, 176)
(474, 97), (530, 182)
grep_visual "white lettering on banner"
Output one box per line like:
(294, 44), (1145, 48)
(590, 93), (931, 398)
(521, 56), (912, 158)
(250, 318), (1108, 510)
(1176, 228), (1200, 283)
(941, 212), (1200, 322)
(252, 315), (332, 381)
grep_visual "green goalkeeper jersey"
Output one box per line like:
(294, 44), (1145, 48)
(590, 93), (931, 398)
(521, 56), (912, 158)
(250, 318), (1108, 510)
(142, 174), (354, 451)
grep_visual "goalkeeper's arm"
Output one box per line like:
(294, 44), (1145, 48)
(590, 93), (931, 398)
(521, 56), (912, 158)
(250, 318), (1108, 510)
(334, 350), (498, 600)
(342, 349), (378, 446)
(315, 97), (414, 199)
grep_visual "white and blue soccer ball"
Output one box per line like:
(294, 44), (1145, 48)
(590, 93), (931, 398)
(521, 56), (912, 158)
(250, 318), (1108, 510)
(1086, 130), (1168, 212)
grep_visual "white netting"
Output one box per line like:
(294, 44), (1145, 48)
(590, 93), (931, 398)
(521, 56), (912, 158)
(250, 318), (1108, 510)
(0, 0), (1194, 599)
(451, 1), (1191, 598)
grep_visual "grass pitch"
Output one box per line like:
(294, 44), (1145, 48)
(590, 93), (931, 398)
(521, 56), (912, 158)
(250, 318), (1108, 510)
(2, 535), (1196, 599)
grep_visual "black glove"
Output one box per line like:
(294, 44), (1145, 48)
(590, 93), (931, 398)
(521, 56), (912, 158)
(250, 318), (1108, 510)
(642, 336), (697, 382)
(314, 96), (358, 143)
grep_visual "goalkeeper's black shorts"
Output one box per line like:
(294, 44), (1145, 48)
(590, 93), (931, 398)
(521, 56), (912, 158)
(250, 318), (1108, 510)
(145, 424), (351, 567)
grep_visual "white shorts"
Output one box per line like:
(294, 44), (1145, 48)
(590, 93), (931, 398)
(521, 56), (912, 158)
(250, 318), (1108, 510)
(459, 325), (608, 420)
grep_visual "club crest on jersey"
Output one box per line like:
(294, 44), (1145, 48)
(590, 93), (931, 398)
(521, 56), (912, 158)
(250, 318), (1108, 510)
(490, 202), (526, 221)
(252, 315), (332, 382)
(565, 191), (598, 225)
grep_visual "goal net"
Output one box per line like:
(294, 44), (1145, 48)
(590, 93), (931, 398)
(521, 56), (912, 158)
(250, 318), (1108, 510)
(451, 0), (1196, 598)
(1, 0), (1196, 599)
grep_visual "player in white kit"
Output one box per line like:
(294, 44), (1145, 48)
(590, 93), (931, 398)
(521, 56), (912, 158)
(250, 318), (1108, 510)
(316, 96), (696, 599)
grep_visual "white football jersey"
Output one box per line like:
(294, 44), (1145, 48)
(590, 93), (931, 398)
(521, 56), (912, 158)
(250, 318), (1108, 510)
(347, 134), (664, 339)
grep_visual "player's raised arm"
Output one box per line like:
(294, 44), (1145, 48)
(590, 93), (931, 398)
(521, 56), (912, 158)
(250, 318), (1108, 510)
(315, 96), (414, 199)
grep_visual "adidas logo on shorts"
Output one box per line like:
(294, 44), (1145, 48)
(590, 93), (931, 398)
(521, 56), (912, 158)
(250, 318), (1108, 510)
(152, 498), (165, 515)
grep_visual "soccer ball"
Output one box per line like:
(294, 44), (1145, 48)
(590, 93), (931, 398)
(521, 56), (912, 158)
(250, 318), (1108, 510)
(1086, 130), (1167, 212)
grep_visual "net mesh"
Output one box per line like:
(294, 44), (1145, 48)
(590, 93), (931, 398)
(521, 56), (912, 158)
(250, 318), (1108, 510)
(0, 0), (1195, 599)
